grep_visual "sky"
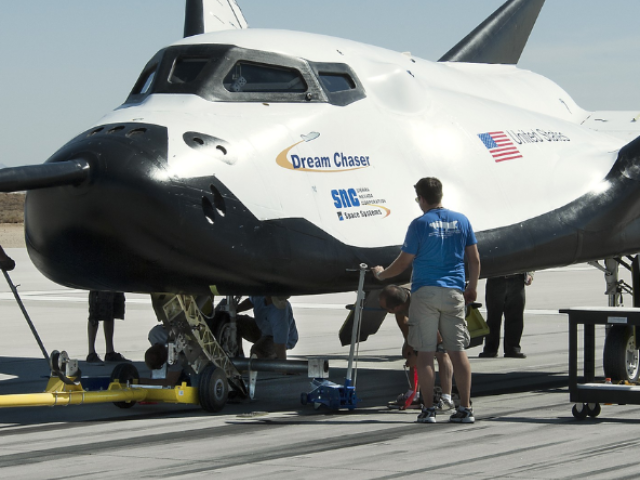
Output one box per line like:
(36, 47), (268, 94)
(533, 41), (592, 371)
(0, 0), (639, 167)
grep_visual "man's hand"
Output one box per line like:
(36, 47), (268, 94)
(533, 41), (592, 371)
(464, 286), (477, 303)
(372, 265), (385, 280)
(402, 341), (412, 358)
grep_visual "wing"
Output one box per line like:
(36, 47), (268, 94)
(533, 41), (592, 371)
(184, 0), (248, 38)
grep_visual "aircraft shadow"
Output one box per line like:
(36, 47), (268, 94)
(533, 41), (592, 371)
(0, 355), (572, 426)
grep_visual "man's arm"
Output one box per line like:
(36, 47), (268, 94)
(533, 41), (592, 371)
(372, 251), (415, 281)
(464, 244), (481, 303)
(395, 313), (409, 339)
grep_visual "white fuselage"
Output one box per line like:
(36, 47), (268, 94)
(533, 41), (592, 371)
(99, 28), (627, 249)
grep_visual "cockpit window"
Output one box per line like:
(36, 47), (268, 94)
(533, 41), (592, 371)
(319, 73), (355, 93)
(131, 65), (157, 95)
(124, 45), (365, 106)
(223, 62), (307, 93)
(169, 57), (209, 85)
(309, 62), (366, 106)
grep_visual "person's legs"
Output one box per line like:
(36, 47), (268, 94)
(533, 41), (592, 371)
(408, 287), (441, 409)
(104, 319), (115, 354)
(436, 288), (472, 408)
(86, 319), (105, 364)
(102, 318), (130, 362)
(483, 277), (506, 355)
(447, 350), (472, 407)
(416, 350), (436, 408)
(436, 352), (453, 396)
(251, 336), (277, 359)
(435, 351), (455, 410)
(504, 275), (525, 354)
(88, 320), (98, 355)
(236, 314), (262, 343)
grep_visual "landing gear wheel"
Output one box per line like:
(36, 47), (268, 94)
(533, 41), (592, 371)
(199, 364), (228, 412)
(572, 403), (588, 419)
(110, 363), (139, 409)
(212, 313), (240, 358)
(586, 403), (601, 417)
(603, 326), (640, 383)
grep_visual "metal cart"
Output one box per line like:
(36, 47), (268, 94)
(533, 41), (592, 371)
(561, 307), (640, 419)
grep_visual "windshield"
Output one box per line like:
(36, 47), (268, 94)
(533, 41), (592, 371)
(125, 44), (365, 106)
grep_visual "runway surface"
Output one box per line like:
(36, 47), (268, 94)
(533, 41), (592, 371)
(0, 248), (638, 479)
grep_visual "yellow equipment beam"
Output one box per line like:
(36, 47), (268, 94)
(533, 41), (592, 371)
(0, 378), (199, 408)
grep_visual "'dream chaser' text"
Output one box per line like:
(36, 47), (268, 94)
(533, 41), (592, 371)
(291, 152), (370, 170)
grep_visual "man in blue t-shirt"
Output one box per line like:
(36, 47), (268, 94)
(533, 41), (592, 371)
(373, 177), (480, 424)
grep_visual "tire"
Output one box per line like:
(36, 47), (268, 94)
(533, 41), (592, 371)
(198, 364), (228, 412)
(572, 403), (588, 419)
(603, 326), (640, 383)
(212, 313), (240, 358)
(110, 363), (139, 409)
(586, 403), (601, 418)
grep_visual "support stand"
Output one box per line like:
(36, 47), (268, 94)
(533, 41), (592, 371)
(302, 263), (366, 410)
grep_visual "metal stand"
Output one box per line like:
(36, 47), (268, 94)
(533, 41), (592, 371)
(2, 270), (50, 365)
(302, 263), (366, 410)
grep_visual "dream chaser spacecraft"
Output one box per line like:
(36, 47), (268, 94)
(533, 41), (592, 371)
(2, 0), (640, 384)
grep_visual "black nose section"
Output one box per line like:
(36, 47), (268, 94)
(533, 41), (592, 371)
(25, 123), (172, 291)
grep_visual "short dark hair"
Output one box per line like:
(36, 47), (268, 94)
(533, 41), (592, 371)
(145, 343), (168, 370)
(414, 177), (443, 205)
(379, 285), (409, 310)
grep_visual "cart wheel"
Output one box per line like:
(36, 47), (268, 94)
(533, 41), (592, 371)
(199, 364), (228, 412)
(586, 403), (602, 418)
(300, 393), (308, 405)
(110, 363), (139, 409)
(571, 403), (588, 419)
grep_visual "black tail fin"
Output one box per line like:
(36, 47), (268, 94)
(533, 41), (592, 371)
(184, 0), (248, 38)
(439, 0), (545, 65)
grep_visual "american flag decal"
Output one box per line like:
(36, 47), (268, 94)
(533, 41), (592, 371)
(478, 131), (523, 162)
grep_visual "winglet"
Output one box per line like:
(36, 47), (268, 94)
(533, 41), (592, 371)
(439, 0), (545, 65)
(184, 0), (248, 38)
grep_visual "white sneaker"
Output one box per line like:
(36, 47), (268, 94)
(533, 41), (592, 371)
(417, 407), (437, 423)
(436, 397), (455, 412)
(449, 406), (475, 423)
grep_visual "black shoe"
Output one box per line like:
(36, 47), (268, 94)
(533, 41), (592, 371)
(478, 351), (497, 358)
(105, 352), (131, 363)
(86, 353), (105, 365)
(504, 352), (526, 358)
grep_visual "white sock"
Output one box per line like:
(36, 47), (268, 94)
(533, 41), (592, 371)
(442, 393), (452, 402)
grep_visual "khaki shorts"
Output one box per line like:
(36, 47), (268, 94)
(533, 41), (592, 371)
(408, 286), (470, 352)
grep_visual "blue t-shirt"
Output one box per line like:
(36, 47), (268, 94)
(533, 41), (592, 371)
(249, 296), (299, 349)
(401, 208), (477, 292)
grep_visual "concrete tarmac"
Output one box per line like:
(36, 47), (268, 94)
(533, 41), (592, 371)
(0, 248), (638, 479)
